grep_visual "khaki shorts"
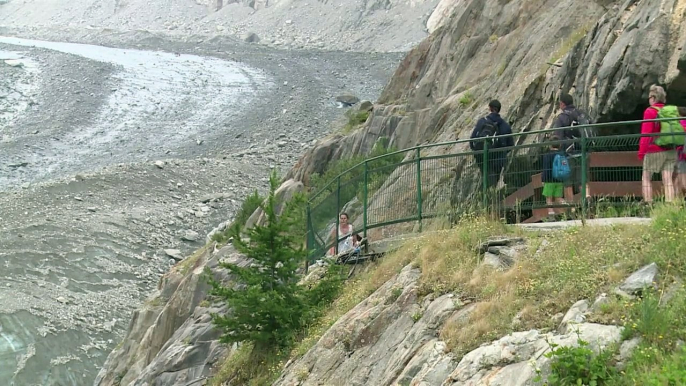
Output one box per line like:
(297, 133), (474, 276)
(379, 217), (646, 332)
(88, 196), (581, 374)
(643, 151), (677, 174)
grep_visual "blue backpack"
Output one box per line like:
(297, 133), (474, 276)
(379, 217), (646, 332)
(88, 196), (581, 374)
(552, 152), (571, 181)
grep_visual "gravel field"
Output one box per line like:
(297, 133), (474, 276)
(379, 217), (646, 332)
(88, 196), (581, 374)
(0, 0), (438, 52)
(0, 32), (402, 385)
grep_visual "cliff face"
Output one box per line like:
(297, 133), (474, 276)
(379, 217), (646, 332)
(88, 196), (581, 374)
(94, 244), (247, 386)
(290, 0), (686, 196)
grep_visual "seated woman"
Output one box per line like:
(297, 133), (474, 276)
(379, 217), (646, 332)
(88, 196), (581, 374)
(328, 212), (358, 256)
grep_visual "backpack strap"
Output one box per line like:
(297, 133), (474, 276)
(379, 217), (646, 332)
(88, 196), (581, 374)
(484, 116), (500, 133)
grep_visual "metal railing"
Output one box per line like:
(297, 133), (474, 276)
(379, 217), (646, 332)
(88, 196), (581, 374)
(306, 117), (686, 260)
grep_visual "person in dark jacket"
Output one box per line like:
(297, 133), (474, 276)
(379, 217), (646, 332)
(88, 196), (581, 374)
(552, 94), (584, 140)
(469, 100), (514, 188)
(551, 93), (592, 201)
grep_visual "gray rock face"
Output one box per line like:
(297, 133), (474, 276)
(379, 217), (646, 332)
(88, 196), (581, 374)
(275, 261), (628, 386)
(275, 265), (461, 386)
(282, 0), (686, 219)
(94, 245), (249, 386)
(442, 323), (622, 385)
(244, 178), (304, 229)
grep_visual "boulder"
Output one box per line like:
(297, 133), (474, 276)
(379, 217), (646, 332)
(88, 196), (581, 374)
(181, 230), (200, 242)
(558, 299), (589, 333)
(241, 32), (260, 43)
(618, 262), (659, 295)
(336, 94), (360, 106)
(358, 100), (373, 112)
(164, 249), (184, 261)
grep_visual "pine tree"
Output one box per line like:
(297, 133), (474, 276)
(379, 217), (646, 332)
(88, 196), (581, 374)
(207, 170), (311, 349)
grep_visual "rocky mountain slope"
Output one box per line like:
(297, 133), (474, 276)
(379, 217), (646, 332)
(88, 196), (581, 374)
(288, 0), (686, 210)
(0, 0), (443, 52)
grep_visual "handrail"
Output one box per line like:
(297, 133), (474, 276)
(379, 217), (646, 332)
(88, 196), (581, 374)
(310, 116), (686, 201)
(305, 116), (686, 261)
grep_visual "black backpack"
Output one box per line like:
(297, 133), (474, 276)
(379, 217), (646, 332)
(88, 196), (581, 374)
(564, 109), (596, 151)
(472, 117), (499, 151)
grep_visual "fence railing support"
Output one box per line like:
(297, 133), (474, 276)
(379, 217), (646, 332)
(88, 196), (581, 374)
(482, 141), (489, 209)
(416, 148), (423, 231)
(305, 204), (311, 273)
(363, 161), (368, 243)
(581, 136), (588, 225)
(335, 176), (341, 255)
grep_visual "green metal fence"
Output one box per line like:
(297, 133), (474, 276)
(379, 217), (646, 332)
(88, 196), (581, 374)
(306, 117), (686, 261)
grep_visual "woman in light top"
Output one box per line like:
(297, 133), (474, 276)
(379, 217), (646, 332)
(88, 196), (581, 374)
(329, 212), (356, 255)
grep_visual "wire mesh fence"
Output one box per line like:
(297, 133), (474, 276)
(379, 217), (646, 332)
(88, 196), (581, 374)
(306, 117), (686, 261)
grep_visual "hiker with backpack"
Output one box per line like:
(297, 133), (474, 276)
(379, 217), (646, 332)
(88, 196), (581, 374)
(469, 99), (514, 188)
(638, 85), (682, 203)
(551, 93), (594, 203)
(541, 135), (571, 219)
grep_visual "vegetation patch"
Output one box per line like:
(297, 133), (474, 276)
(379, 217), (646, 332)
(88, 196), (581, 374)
(342, 109), (371, 134)
(535, 335), (619, 385)
(458, 91), (474, 107)
(175, 244), (210, 275)
(211, 190), (265, 245)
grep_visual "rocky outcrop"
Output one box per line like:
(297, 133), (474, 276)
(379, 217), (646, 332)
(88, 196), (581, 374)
(94, 244), (248, 386)
(245, 178), (305, 229)
(275, 265), (462, 386)
(275, 258), (644, 386)
(442, 323), (622, 385)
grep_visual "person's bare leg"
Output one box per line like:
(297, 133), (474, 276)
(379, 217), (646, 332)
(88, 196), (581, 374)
(642, 170), (653, 202)
(555, 197), (565, 217)
(546, 196), (555, 217)
(678, 174), (686, 197)
(663, 169), (676, 203)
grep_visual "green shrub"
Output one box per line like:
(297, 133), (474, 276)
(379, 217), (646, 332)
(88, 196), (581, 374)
(621, 290), (674, 348)
(207, 170), (346, 349)
(343, 110), (371, 133)
(619, 346), (686, 386)
(459, 91), (473, 107)
(535, 335), (618, 385)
